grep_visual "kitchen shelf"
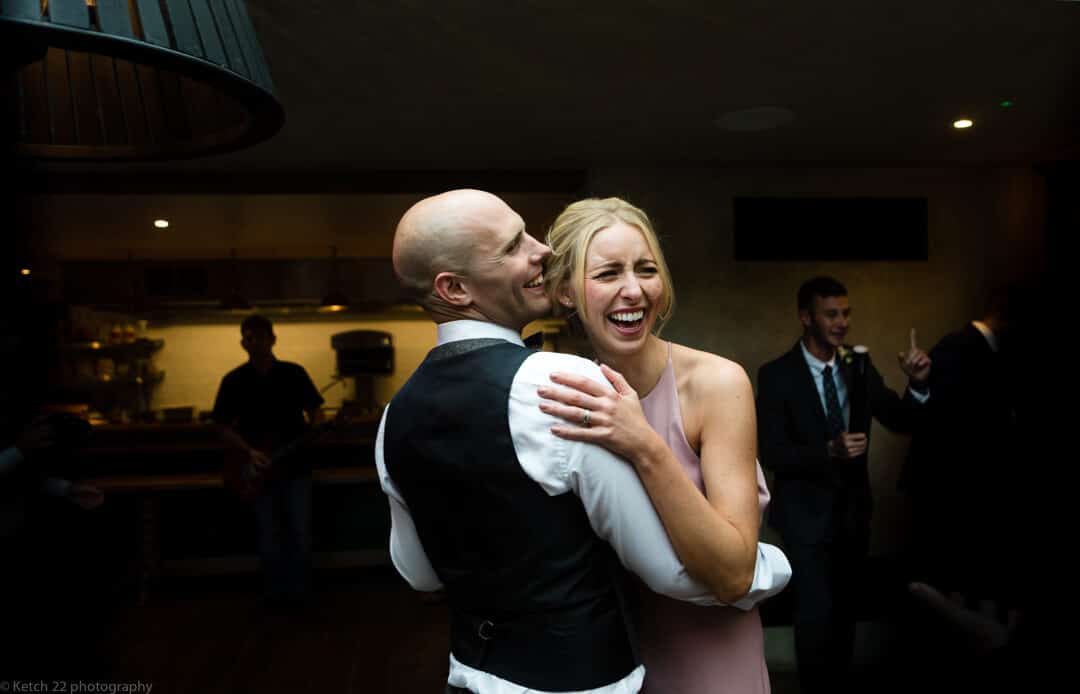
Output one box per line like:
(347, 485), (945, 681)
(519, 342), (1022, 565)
(53, 371), (165, 392)
(61, 338), (164, 360)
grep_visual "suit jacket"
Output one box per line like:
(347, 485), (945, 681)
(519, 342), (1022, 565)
(901, 323), (1015, 504)
(757, 341), (922, 545)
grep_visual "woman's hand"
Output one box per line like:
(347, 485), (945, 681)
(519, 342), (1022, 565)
(538, 364), (660, 465)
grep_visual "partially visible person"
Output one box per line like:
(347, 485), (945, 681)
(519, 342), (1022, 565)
(900, 285), (1023, 602)
(2, 413), (104, 679)
(540, 197), (787, 693)
(897, 284), (1047, 692)
(2, 414), (104, 525)
(213, 315), (324, 609)
(756, 276), (930, 694)
(378, 189), (789, 694)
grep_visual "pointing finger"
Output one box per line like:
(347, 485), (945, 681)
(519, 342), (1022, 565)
(910, 328), (918, 352)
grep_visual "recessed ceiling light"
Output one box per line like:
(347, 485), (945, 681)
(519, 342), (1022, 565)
(154, 219), (170, 229)
(715, 107), (796, 132)
(952, 118), (974, 129)
(19, 268), (31, 276)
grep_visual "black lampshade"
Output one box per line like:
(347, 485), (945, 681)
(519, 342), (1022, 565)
(1, 0), (284, 160)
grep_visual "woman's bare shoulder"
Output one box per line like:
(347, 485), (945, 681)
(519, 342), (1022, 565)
(670, 342), (751, 397)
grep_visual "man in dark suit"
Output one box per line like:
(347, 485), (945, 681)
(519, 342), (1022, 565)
(901, 286), (1022, 604)
(893, 284), (1049, 694)
(756, 276), (931, 694)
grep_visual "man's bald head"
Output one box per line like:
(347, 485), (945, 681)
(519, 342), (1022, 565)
(392, 189), (511, 306)
(392, 189), (551, 328)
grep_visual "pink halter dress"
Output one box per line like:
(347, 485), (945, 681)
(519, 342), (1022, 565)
(636, 344), (773, 693)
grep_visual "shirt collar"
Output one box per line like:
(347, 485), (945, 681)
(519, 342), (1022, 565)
(971, 320), (999, 353)
(800, 339), (838, 373)
(437, 320), (525, 347)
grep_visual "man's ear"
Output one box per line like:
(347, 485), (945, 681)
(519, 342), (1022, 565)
(798, 309), (812, 329)
(433, 272), (472, 307)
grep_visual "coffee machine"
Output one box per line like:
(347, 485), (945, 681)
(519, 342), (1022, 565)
(330, 330), (394, 418)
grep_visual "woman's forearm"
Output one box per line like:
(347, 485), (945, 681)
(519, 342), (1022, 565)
(630, 432), (758, 603)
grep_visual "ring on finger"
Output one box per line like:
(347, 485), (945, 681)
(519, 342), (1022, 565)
(581, 409), (591, 427)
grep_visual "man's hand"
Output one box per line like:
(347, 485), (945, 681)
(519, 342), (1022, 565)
(898, 328), (931, 385)
(67, 482), (105, 510)
(828, 432), (867, 459)
(249, 448), (271, 469)
(908, 582), (1020, 655)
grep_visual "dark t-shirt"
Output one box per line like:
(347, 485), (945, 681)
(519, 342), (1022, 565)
(212, 359), (324, 456)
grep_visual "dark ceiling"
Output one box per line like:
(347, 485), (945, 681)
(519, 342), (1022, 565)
(39, 1), (1080, 175)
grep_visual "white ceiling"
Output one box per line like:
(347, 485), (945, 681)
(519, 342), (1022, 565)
(41, 0), (1080, 174)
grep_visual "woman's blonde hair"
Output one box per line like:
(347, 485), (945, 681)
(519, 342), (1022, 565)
(545, 197), (675, 333)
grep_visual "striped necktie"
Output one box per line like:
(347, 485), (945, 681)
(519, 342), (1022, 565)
(822, 364), (845, 436)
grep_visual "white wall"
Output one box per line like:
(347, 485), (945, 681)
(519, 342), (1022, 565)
(146, 319), (437, 414)
(586, 165), (1046, 553)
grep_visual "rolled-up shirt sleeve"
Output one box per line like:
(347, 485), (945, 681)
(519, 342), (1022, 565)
(511, 352), (790, 609)
(375, 405), (443, 591)
(375, 342), (790, 608)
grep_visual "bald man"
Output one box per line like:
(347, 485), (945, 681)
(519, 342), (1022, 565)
(376, 190), (789, 694)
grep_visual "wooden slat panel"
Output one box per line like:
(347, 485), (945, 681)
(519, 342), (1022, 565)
(114, 57), (151, 146)
(1, 0), (43, 20)
(135, 0), (170, 47)
(68, 49), (105, 146)
(209, 0), (247, 76)
(96, 0), (136, 38)
(2, 72), (20, 141)
(221, 0), (261, 84)
(45, 47), (77, 144)
(49, 0), (91, 29)
(135, 62), (166, 144)
(177, 73), (217, 138)
(92, 54), (129, 145)
(221, 0), (272, 91)
(157, 67), (191, 141)
(18, 60), (52, 144)
(216, 87), (248, 131)
(185, 0), (226, 65)
(162, 0), (202, 58)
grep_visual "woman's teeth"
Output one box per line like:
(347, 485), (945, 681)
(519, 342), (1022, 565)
(609, 310), (644, 323)
(524, 273), (543, 289)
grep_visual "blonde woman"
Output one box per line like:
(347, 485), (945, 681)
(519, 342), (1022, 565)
(540, 198), (785, 693)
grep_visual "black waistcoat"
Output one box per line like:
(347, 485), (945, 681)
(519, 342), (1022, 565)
(384, 340), (636, 691)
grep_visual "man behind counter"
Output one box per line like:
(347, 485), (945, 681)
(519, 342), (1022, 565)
(213, 314), (324, 609)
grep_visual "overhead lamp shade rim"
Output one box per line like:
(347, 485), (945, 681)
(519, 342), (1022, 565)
(2, 2), (284, 161)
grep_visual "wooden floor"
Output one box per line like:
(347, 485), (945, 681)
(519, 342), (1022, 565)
(16, 568), (453, 694)
(11, 562), (1030, 694)
(119, 570), (453, 694)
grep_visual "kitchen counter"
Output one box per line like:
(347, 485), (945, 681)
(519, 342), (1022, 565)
(66, 417), (388, 601)
(69, 417), (379, 479)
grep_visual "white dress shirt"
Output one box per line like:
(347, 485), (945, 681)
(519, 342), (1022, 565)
(376, 320), (792, 694)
